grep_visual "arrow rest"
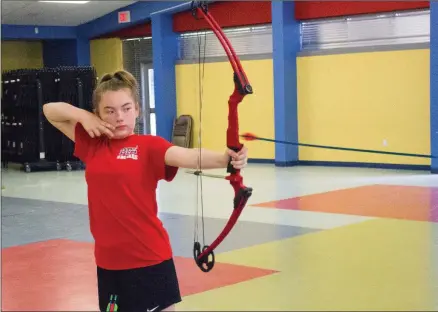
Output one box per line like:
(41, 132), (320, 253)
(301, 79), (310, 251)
(193, 241), (215, 272)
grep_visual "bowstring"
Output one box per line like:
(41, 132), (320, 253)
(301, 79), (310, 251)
(194, 27), (207, 247)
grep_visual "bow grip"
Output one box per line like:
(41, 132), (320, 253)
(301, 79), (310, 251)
(227, 145), (243, 174)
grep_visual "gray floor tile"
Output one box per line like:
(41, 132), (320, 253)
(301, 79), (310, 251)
(1, 197), (317, 255)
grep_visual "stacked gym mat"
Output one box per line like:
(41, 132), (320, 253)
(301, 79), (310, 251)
(1, 66), (97, 173)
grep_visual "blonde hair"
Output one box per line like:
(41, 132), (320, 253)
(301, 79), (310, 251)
(92, 70), (140, 113)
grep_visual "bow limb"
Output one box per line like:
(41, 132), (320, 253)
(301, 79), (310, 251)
(191, 1), (252, 95)
(191, 1), (253, 273)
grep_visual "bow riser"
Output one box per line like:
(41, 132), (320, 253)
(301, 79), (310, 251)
(194, 87), (253, 267)
(227, 88), (245, 152)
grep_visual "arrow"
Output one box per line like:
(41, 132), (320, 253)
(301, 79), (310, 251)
(240, 132), (436, 159)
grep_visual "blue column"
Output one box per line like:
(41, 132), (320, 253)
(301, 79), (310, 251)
(431, 3), (438, 174)
(42, 38), (89, 67)
(75, 37), (90, 66)
(271, 1), (300, 166)
(43, 40), (77, 67)
(151, 12), (178, 142)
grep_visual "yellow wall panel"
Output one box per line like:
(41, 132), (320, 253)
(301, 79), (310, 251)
(90, 38), (123, 80)
(175, 59), (274, 159)
(297, 49), (430, 165)
(1, 41), (43, 71)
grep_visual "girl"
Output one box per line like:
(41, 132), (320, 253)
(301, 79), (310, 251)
(43, 70), (248, 311)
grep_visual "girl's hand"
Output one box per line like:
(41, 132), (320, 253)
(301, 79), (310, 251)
(227, 145), (248, 169)
(79, 112), (115, 138)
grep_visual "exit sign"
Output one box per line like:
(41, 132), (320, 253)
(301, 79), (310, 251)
(118, 10), (131, 23)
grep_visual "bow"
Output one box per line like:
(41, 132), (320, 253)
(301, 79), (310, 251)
(190, 1), (253, 272)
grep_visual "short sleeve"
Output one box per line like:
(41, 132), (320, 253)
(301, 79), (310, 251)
(73, 122), (94, 162)
(148, 136), (178, 182)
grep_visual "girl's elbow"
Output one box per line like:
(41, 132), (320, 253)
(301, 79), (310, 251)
(42, 103), (52, 118)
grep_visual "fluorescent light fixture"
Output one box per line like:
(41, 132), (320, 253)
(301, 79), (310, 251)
(39, 1), (90, 3)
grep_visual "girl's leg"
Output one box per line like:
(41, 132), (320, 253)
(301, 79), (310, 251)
(116, 259), (182, 311)
(96, 266), (119, 312)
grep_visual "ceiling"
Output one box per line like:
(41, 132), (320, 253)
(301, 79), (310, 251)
(2, 0), (137, 26)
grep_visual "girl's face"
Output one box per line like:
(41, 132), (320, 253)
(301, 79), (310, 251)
(98, 88), (139, 139)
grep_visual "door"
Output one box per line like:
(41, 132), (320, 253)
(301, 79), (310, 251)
(140, 63), (156, 135)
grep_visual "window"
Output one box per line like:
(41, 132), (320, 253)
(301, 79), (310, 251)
(150, 113), (156, 136)
(147, 68), (156, 136)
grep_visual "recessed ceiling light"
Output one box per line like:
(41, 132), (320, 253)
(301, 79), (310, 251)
(38, 1), (90, 4)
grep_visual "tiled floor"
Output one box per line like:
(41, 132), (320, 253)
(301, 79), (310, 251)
(2, 164), (438, 311)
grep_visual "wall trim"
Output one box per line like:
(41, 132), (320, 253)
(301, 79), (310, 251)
(1, 24), (77, 40)
(298, 42), (430, 57)
(251, 158), (432, 172)
(273, 160), (431, 171)
(175, 53), (272, 65)
(248, 158), (275, 164)
(174, 43), (429, 61)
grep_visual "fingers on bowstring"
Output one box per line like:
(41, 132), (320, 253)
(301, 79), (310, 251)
(102, 122), (115, 131)
(93, 128), (102, 137)
(87, 127), (108, 138)
(99, 125), (114, 137)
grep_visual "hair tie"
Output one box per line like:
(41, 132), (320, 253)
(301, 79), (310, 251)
(114, 72), (123, 81)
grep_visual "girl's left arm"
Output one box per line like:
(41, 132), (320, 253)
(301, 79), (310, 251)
(164, 146), (248, 170)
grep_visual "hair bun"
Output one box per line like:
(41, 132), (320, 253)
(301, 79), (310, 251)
(99, 73), (114, 84)
(114, 70), (138, 88)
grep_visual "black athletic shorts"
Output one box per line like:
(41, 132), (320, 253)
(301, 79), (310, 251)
(97, 258), (182, 311)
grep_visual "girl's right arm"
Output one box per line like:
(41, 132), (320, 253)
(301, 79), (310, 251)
(43, 102), (114, 141)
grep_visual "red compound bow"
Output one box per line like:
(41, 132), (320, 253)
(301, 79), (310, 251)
(190, 1), (253, 272)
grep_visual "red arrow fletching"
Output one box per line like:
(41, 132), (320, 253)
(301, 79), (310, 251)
(240, 132), (257, 141)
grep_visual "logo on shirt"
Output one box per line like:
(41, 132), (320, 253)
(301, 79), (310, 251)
(117, 145), (138, 160)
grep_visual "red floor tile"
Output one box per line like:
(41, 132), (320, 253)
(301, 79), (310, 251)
(253, 185), (438, 222)
(1, 239), (277, 311)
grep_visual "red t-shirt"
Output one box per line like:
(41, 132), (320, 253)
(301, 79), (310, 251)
(73, 123), (178, 270)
